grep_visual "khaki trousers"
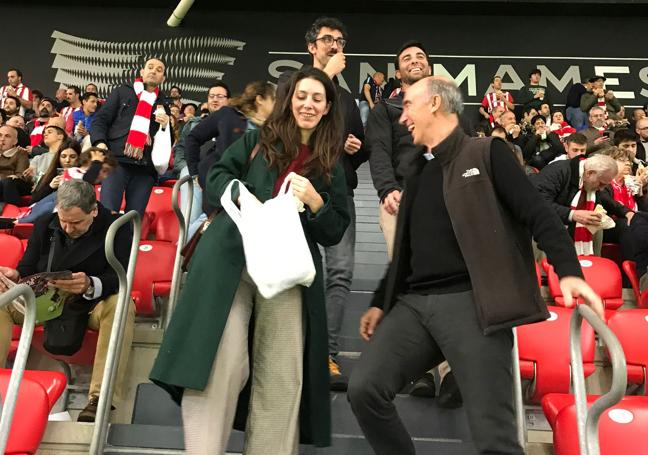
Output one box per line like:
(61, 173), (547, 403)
(0, 294), (135, 401)
(181, 270), (304, 455)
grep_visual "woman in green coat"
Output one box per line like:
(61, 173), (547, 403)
(150, 67), (350, 455)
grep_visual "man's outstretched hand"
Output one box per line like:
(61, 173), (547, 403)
(559, 276), (605, 321)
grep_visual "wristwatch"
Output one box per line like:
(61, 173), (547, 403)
(84, 278), (95, 299)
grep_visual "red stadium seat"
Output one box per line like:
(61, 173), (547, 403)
(516, 306), (596, 402)
(0, 233), (24, 268)
(622, 261), (648, 308)
(607, 310), (648, 391)
(0, 369), (66, 454)
(0, 204), (22, 218)
(154, 210), (179, 244)
(131, 241), (175, 316)
(160, 179), (178, 188)
(544, 394), (648, 455)
(544, 256), (624, 310)
(11, 223), (34, 240)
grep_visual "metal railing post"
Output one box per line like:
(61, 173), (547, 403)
(511, 327), (526, 448)
(570, 305), (627, 455)
(166, 175), (193, 328)
(89, 210), (141, 454)
(0, 284), (37, 453)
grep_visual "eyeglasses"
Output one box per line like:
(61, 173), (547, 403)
(208, 94), (228, 100)
(315, 35), (347, 48)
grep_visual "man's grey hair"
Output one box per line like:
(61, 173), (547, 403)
(589, 106), (605, 116)
(424, 77), (464, 115)
(56, 180), (97, 214)
(584, 153), (618, 176)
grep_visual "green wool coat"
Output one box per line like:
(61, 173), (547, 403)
(149, 129), (350, 447)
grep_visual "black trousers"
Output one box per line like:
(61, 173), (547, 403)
(348, 291), (524, 455)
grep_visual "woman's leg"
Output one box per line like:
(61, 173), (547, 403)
(244, 285), (304, 455)
(181, 273), (255, 455)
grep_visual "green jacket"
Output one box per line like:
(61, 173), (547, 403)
(149, 129), (350, 447)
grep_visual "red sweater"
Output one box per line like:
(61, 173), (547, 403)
(273, 144), (311, 196)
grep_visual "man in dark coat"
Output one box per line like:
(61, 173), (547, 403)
(0, 180), (134, 422)
(91, 57), (172, 216)
(348, 77), (603, 455)
(278, 16), (367, 390)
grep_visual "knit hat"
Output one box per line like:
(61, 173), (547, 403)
(531, 114), (546, 126)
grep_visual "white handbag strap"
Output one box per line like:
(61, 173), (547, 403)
(220, 179), (249, 230)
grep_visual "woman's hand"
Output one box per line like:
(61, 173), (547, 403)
(22, 167), (35, 178)
(287, 172), (324, 213)
(50, 175), (62, 189)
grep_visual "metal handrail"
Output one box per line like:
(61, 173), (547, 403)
(90, 210), (141, 454)
(511, 327), (526, 448)
(570, 304), (627, 455)
(166, 175), (193, 329)
(0, 284), (36, 453)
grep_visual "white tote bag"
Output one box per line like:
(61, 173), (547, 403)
(221, 178), (316, 299)
(151, 126), (172, 175)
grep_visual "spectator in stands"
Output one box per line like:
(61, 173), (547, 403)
(73, 92), (98, 144)
(581, 106), (612, 150)
(2, 96), (20, 119)
(181, 103), (197, 124)
(368, 41), (465, 404)
(549, 132), (588, 164)
(168, 85), (183, 110)
(518, 68), (550, 112)
(54, 88), (68, 112)
(621, 211), (648, 290)
(0, 179), (134, 422)
(614, 129), (640, 164)
(358, 71), (385, 127)
(538, 102), (551, 125)
(0, 125), (29, 207)
(580, 75), (623, 121)
(295, 16), (367, 392)
(523, 115), (564, 170)
(479, 75), (515, 124)
(6, 115), (30, 148)
(61, 86), (82, 135)
(520, 106), (539, 135)
(26, 97), (63, 147)
(491, 125), (535, 174)
(90, 57), (171, 216)
(565, 79), (591, 131)
(549, 111), (576, 141)
(497, 110), (527, 149)
(0, 68), (33, 116)
(349, 76), (602, 455)
(21, 148), (117, 224)
(151, 67), (350, 455)
(534, 153), (633, 255)
(183, 81), (274, 236)
(85, 83), (98, 95)
(631, 108), (645, 127)
(29, 141), (81, 205)
(635, 118), (648, 163)
(24, 89), (43, 122)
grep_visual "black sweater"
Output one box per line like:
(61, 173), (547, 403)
(407, 138), (581, 295)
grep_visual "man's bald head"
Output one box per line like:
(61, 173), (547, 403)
(0, 125), (18, 152)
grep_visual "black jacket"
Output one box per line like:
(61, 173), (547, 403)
(278, 69), (367, 196)
(532, 157), (630, 229)
(621, 211), (648, 279)
(18, 204), (132, 309)
(523, 131), (564, 170)
(90, 83), (171, 173)
(367, 93), (475, 201)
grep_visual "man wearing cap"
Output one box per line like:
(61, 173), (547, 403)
(580, 76), (623, 121)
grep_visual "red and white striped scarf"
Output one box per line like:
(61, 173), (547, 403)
(0, 83), (30, 106)
(124, 79), (159, 160)
(571, 161), (596, 256)
(30, 120), (46, 147)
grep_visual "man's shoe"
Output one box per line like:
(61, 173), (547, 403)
(77, 395), (115, 422)
(437, 372), (463, 408)
(329, 356), (348, 392)
(410, 372), (436, 398)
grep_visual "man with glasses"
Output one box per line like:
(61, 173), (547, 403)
(636, 118), (648, 163)
(278, 16), (366, 391)
(581, 106), (612, 151)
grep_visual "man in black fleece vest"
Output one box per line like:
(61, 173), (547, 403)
(347, 76), (604, 455)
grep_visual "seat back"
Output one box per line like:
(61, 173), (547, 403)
(608, 309), (648, 391)
(0, 234), (24, 268)
(517, 306), (596, 402)
(547, 256), (624, 310)
(154, 210), (179, 244)
(144, 187), (173, 236)
(0, 372), (51, 454)
(622, 260), (641, 303)
(553, 396), (648, 455)
(131, 241), (175, 316)
(30, 326), (99, 366)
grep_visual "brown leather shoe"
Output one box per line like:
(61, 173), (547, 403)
(77, 395), (115, 422)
